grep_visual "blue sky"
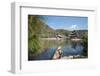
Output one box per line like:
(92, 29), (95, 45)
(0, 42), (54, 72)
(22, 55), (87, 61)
(41, 15), (88, 30)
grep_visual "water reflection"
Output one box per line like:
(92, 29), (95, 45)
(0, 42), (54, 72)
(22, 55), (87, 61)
(29, 39), (84, 60)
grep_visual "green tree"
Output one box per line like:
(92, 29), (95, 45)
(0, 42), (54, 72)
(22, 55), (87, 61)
(81, 33), (88, 57)
(28, 15), (43, 55)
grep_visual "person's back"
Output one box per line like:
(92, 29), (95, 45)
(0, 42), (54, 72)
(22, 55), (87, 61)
(52, 46), (63, 59)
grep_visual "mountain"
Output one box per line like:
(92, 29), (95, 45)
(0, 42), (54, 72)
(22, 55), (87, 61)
(56, 29), (71, 36)
(74, 30), (88, 32)
(28, 15), (55, 38)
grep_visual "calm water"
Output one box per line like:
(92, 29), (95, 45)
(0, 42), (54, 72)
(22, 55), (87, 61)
(30, 39), (84, 60)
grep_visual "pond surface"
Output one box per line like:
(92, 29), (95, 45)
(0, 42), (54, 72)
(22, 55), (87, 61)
(29, 39), (84, 60)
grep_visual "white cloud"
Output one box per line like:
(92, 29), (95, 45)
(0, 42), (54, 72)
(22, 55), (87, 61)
(69, 24), (78, 30)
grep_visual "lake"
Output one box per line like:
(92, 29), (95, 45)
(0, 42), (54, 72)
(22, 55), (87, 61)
(29, 38), (85, 60)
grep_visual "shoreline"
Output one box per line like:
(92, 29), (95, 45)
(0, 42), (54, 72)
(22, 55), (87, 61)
(40, 38), (82, 41)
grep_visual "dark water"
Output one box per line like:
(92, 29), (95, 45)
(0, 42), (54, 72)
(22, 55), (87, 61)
(29, 39), (84, 60)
